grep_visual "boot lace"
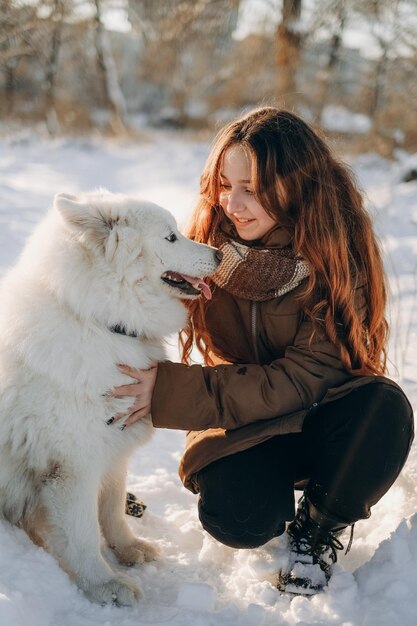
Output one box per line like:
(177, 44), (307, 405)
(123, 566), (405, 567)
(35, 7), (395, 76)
(287, 499), (354, 576)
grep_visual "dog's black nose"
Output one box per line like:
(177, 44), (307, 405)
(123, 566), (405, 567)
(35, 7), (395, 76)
(215, 249), (223, 262)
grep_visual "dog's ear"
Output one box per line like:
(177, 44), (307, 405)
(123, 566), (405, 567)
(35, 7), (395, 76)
(105, 228), (120, 262)
(54, 193), (114, 247)
(54, 193), (105, 229)
(104, 224), (144, 266)
(54, 194), (86, 225)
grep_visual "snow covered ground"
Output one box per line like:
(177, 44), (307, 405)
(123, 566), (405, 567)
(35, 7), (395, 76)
(0, 129), (416, 626)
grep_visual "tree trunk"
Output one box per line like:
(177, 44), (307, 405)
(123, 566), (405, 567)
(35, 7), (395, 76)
(4, 63), (15, 114)
(44, 0), (65, 134)
(276, 0), (302, 108)
(94, 0), (128, 134)
(316, 2), (346, 118)
(370, 45), (388, 118)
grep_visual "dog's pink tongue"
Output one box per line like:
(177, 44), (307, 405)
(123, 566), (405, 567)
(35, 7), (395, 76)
(181, 274), (212, 300)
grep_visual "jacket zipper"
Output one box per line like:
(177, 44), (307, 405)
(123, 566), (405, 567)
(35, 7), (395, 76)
(250, 301), (260, 364)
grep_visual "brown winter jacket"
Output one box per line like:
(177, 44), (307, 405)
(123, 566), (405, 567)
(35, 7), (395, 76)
(150, 225), (398, 493)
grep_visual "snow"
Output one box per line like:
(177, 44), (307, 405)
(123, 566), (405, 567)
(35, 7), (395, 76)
(321, 105), (372, 135)
(176, 582), (217, 611)
(0, 129), (416, 626)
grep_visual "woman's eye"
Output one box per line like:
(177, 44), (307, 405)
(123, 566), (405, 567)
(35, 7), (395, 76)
(245, 189), (254, 195)
(165, 233), (177, 242)
(219, 182), (231, 190)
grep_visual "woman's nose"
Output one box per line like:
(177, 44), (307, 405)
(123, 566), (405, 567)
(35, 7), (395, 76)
(226, 189), (244, 214)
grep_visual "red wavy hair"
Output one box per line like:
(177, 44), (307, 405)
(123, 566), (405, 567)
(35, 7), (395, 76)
(180, 107), (388, 375)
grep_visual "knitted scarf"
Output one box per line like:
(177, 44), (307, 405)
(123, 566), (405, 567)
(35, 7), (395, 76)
(210, 227), (310, 302)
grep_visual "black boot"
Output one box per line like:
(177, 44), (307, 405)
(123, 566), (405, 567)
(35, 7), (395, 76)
(277, 495), (352, 595)
(125, 492), (147, 518)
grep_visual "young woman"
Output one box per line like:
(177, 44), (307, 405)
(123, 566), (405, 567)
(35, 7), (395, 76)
(111, 107), (414, 595)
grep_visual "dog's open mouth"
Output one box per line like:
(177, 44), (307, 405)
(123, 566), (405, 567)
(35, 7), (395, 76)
(161, 271), (212, 299)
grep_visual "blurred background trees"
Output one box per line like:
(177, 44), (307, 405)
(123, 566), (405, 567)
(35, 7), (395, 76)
(0, 0), (416, 154)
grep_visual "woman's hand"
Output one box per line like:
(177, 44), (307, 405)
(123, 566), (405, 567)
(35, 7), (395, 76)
(108, 363), (158, 428)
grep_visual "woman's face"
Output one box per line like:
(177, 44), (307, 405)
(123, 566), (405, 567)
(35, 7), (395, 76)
(218, 145), (278, 241)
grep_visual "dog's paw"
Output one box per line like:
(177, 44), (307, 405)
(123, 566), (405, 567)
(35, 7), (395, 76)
(83, 575), (142, 606)
(114, 539), (160, 566)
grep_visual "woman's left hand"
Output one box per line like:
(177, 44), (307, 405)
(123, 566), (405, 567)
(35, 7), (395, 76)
(109, 363), (158, 428)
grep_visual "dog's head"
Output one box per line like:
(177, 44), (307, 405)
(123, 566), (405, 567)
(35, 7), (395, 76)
(49, 190), (220, 335)
(54, 190), (219, 298)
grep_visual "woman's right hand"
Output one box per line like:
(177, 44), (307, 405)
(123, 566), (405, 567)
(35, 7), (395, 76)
(107, 363), (158, 427)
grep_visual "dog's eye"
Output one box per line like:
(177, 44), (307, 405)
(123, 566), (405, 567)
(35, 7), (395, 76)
(165, 233), (177, 243)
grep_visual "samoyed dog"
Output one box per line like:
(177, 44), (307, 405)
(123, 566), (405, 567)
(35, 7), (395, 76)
(0, 190), (219, 605)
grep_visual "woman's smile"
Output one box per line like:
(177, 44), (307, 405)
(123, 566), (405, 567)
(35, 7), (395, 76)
(219, 145), (278, 241)
(233, 216), (255, 225)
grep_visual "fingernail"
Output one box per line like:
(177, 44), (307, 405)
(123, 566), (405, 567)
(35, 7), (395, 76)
(119, 424), (126, 431)
(106, 417), (115, 425)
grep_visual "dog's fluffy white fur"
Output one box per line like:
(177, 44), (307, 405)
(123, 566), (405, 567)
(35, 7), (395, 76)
(0, 190), (219, 605)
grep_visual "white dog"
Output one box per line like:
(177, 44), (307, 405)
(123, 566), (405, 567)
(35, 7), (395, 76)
(0, 190), (219, 605)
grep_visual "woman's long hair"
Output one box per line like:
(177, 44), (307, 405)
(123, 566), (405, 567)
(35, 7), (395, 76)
(180, 107), (388, 375)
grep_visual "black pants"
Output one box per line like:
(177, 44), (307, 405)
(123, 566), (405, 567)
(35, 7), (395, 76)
(196, 383), (414, 549)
